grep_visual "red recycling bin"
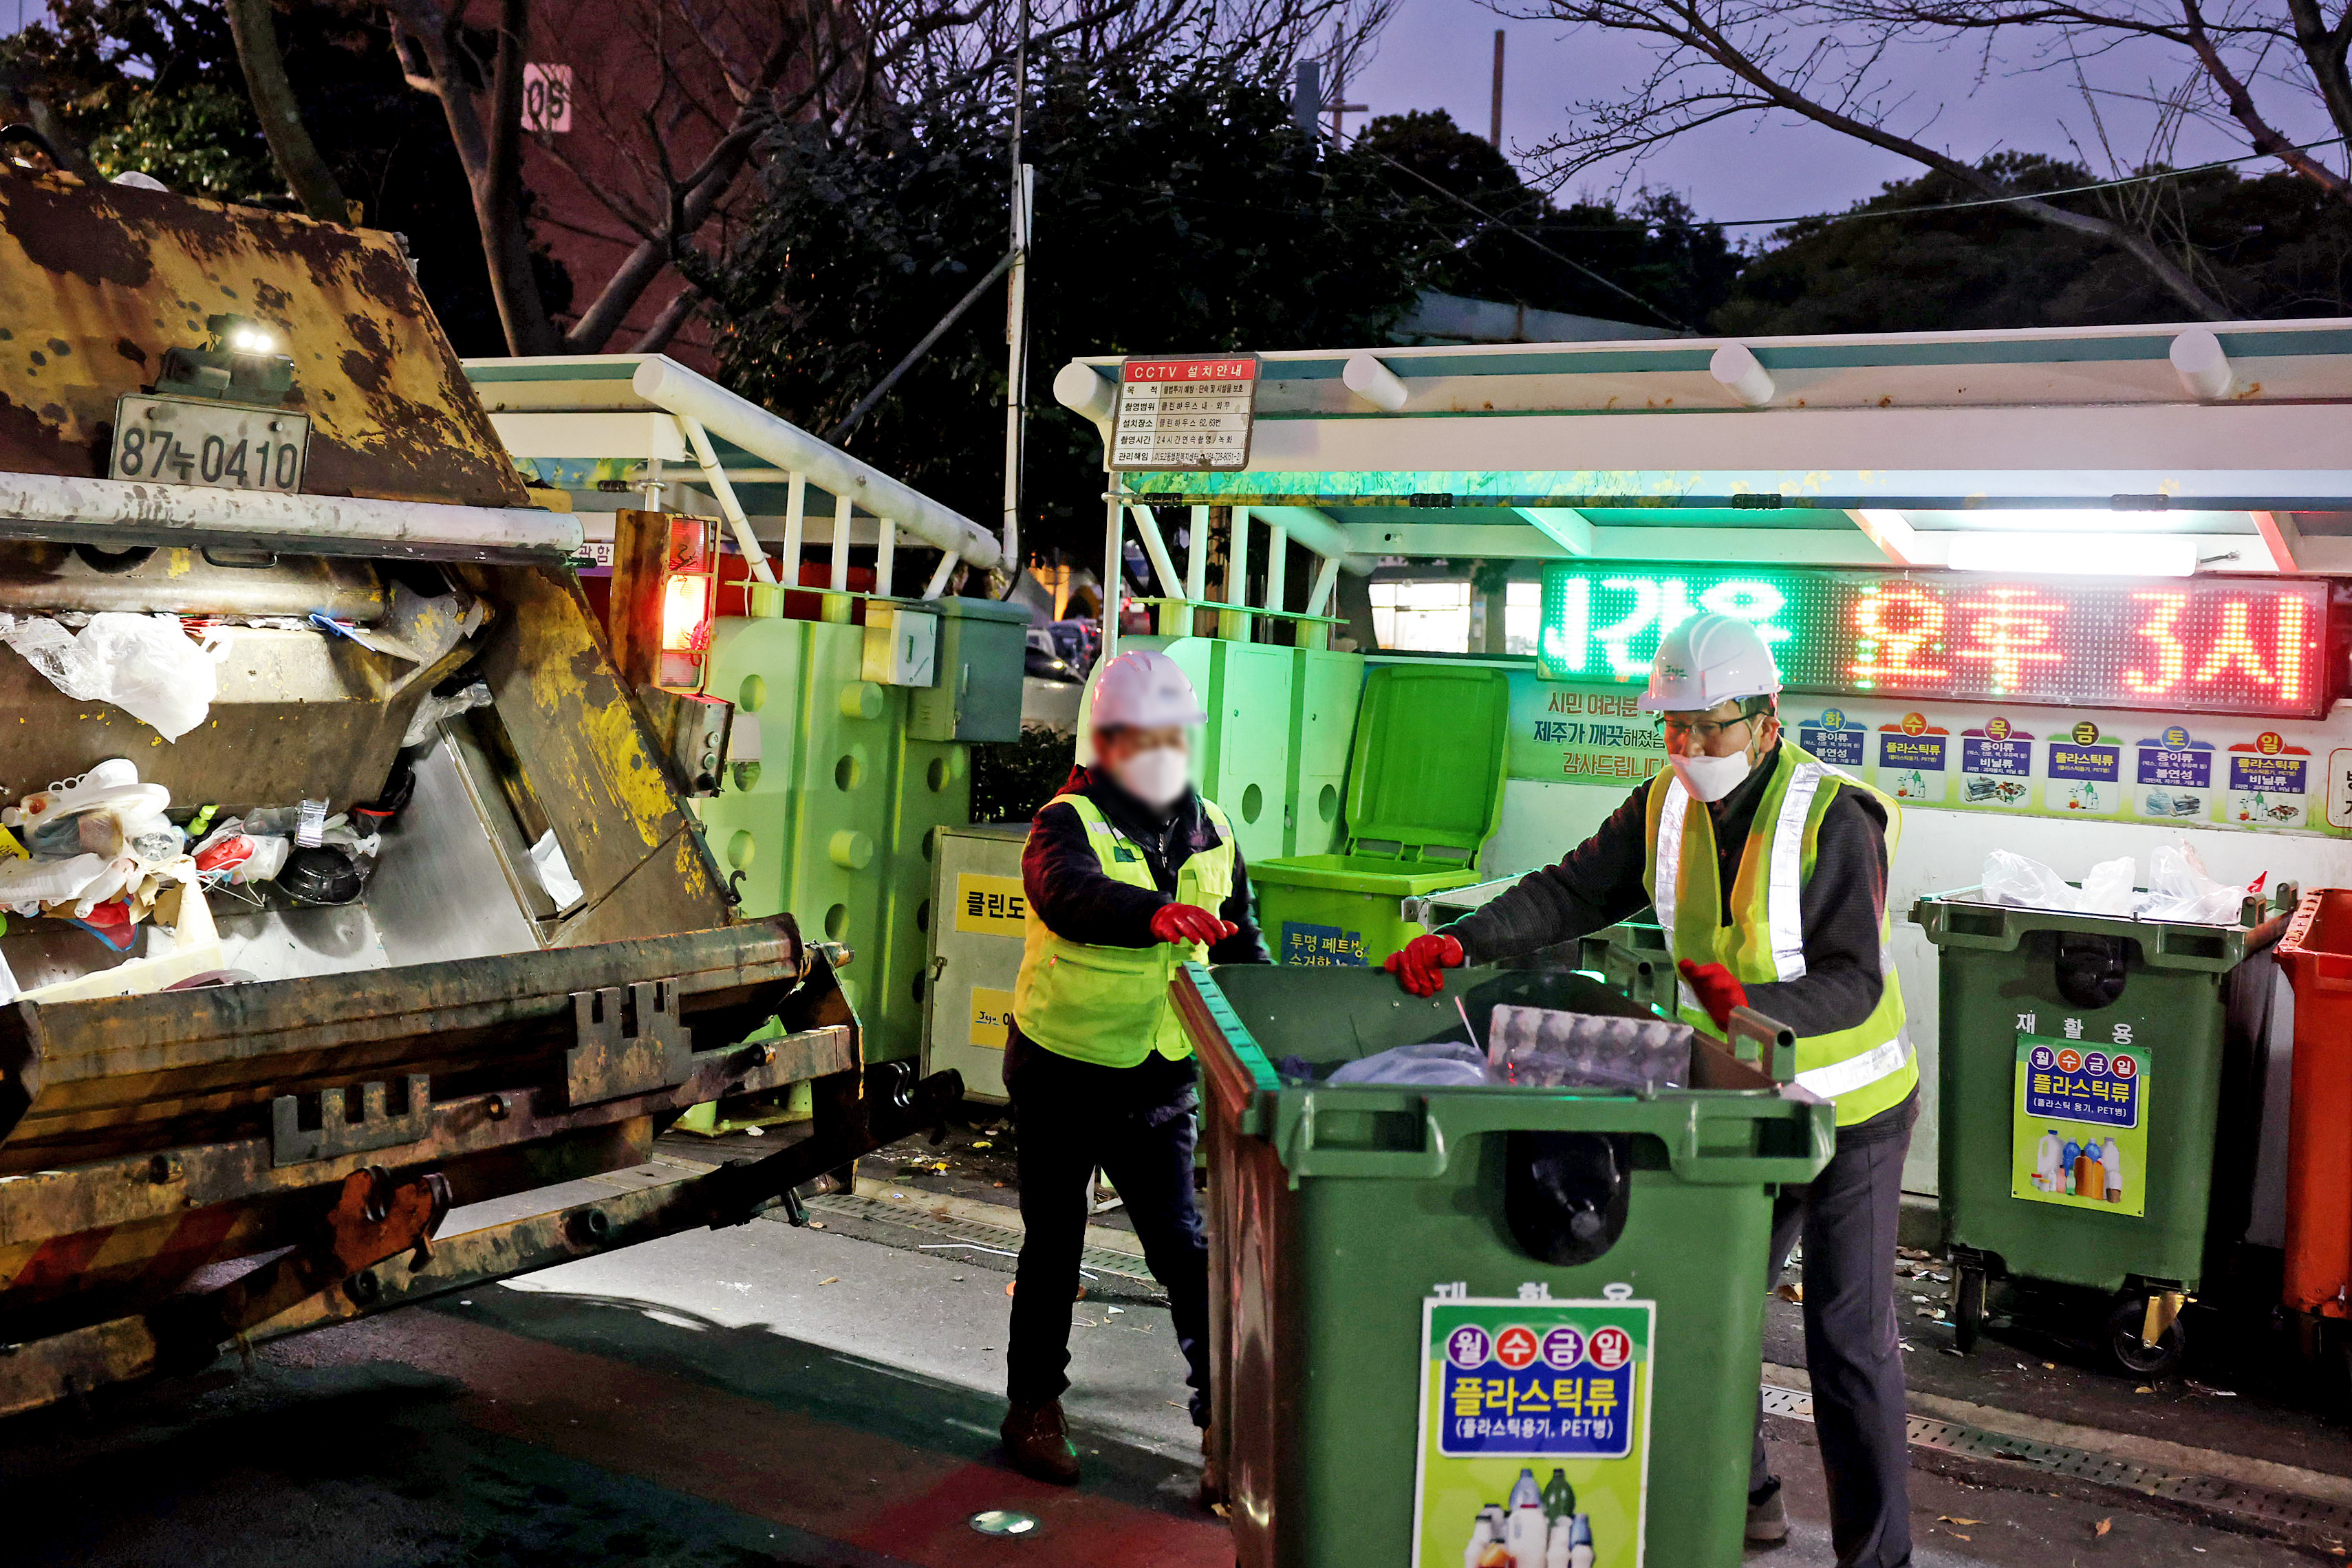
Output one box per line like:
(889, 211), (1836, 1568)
(2277, 889), (2352, 1317)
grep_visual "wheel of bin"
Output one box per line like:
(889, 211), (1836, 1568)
(1954, 1265), (1986, 1354)
(2104, 1295), (2186, 1379)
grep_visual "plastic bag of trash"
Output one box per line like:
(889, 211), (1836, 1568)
(1981, 849), (2082, 913)
(1487, 1005), (1692, 1093)
(1, 613), (219, 739)
(1328, 1040), (1491, 1087)
(2140, 841), (2245, 924)
(2077, 856), (2139, 915)
(402, 679), (493, 747)
(528, 829), (583, 911)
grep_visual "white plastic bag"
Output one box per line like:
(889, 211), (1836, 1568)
(2139, 841), (2245, 924)
(2077, 856), (2139, 916)
(528, 829), (583, 911)
(1, 613), (219, 739)
(402, 679), (493, 747)
(1981, 849), (2080, 913)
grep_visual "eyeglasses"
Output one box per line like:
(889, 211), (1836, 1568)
(1656, 714), (1755, 745)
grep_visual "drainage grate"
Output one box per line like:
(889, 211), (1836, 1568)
(801, 1192), (1160, 1290)
(1763, 1384), (2352, 1536)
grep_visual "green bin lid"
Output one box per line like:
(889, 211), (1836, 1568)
(1344, 664), (1512, 854)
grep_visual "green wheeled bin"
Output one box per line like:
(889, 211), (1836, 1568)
(1914, 886), (2277, 1378)
(1179, 961), (1833, 1568)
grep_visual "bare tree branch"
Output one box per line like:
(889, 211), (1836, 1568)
(225, 0), (355, 223)
(1498, 0), (2234, 315)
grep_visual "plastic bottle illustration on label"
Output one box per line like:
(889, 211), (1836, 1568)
(2060, 1138), (2080, 1195)
(1544, 1516), (1571, 1568)
(1464, 1514), (1496, 1568)
(2103, 1137), (2125, 1202)
(2076, 1143), (2104, 1199)
(1507, 1499), (1549, 1565)
(1543, 1469), (1575, 1523)
(1569, 1512), (1596, 1568)
(2033, 1128), (2062, 1193)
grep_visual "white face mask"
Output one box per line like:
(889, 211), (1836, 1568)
(1110, 745), (1190, 809)
(1670, 747), (1754, 803)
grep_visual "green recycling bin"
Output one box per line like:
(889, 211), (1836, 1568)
(1180, 961), (1833, 1568)
(1914, 887), (2270, 1376)
(1252, 663), (1511, 970)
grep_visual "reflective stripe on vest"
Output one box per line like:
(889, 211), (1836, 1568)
(1643, 744), (1916, 1124)
(1010, 792), (1235, 1069)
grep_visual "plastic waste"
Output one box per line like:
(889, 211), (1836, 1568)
(1, 612), (221, 739)
(1507, 1499), (1549, 1566)
(528, 829), (583, 911)
(1543, 1468), (1575, 1523)
(1544, 1515), (1571, 1568)
(402, 678), (493, 748)
(0, 851), (107, 913)
(1568, 1514), (1595, 1568)
(1487, 1005), (1693, 1093)
(2077, 856), (2137, 915)
(1463, 1514), (1496, 1568)
(2140, 840), (2245, 924)
(1981, 849), (2082, 913)
(1328, 1039), (1490, 1087)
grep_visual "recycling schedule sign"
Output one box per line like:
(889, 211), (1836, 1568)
(1414, 1294), (1654, 1567)
(2011, 1032), (2150, 1217)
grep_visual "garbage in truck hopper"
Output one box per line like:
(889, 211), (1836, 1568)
(1977, 842), (2254, 923)
(0, 610), (224, 739)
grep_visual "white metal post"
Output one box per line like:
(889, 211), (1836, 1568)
(1186, 505), (1208, 602)
(781, 472), (807, 602)
(1265, 520), (1288, 621)
(1225, 505), (1253, 641)
(922, 551), (958, 599)
(830, 492), (852, 591)
(676, 414), (775, 585)
(875, 518), (896, 598)
(1101, 495), (1123, 666)
(1127, 504), (1181, 598)
(1304, 553), (1343, 618)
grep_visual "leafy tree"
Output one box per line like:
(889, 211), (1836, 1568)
(696, 55), (1430, 564)
(0, 0), (561, 356)
(1352, 107), (1738, 331)
(1716, 153), (2352, 334)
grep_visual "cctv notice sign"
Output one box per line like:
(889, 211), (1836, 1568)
(1110, 355), (1259, 471)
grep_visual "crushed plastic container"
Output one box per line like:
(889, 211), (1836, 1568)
(1183, 961), (1831, 1568)
(2276, 889), (2352, 1320)
(1251, 664), (1510, 970)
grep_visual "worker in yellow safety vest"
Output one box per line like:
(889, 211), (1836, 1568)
(1387, 612), (1919, 1568)
(999, 648), (1268, 1497)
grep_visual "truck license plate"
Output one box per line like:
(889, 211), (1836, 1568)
(109, 394), (310, 494)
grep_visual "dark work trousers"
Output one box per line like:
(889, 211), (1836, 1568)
(1751, 1091), (1919, 1568)
(1004, 1027), (1212, 1427)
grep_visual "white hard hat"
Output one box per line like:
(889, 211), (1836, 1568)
(1089, 647), (1207, 731)
(1639, 613), (1782, 712)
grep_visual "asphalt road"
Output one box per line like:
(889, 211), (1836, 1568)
(2, 1166), (2346, 1567)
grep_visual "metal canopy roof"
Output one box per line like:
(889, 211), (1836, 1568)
(1066, 318), (2352, 574)
(465, 355), (1000, 574)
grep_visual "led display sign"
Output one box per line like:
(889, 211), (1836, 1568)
(1537, 564), (2333, 719)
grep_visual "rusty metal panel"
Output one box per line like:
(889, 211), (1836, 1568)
(455, 561), (730, 940)
(0, 172), (525, 508)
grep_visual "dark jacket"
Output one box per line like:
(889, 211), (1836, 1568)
(1006, 764), (1268, 1099)
(1019, 763), (1269, 965)
(1439, 741), (1891, 1039)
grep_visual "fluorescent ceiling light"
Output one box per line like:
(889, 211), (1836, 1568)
(1930, 509), (2181, 532)
(1945, 532), (2199, 577)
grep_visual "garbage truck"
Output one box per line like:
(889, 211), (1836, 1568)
(0, 156), (962, 1419)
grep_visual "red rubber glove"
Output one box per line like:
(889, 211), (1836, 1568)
(1385, 933), (1465, 997)
(1152, 902), (1237, 948)
(1678, 959), (1747, 1030)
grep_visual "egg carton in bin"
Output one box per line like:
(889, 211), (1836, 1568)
(1485, 1004), (1694, 1093)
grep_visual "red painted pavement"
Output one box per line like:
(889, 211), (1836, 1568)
(277, 1309), (1232, 1567)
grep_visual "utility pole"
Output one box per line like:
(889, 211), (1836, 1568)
(1321, 24), (1368, 141)
(1489, 30), (1506, 149)
(1002, 0), (1034, 583)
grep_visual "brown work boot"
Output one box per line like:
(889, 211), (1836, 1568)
(1198, 1426), (1226, 1512)
(1001, 1398), (1081, 1485)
